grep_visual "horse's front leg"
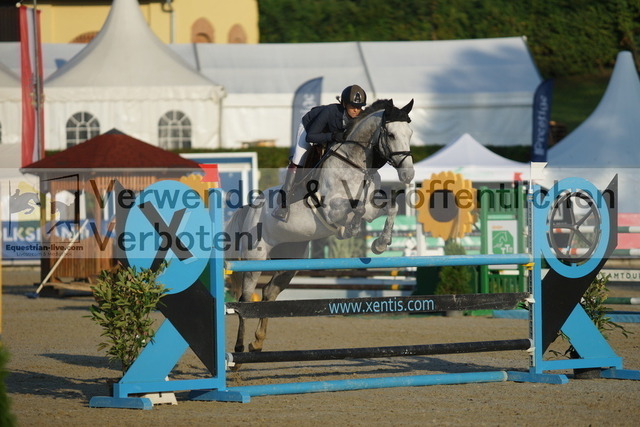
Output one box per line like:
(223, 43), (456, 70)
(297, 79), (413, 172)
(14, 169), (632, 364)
(369, 196), (399, 255)
(249, 269), (297, 352)
(346, 199), (367, 237)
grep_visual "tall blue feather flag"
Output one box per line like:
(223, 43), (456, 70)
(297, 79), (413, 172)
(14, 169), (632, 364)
(291, 77), (323, 148)
(531, 79), (554, 162)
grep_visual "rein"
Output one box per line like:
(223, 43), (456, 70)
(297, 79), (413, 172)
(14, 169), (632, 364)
(326, 114), (412, 174)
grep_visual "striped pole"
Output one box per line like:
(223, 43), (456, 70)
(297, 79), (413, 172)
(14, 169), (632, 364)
(552, 226), (640, 233)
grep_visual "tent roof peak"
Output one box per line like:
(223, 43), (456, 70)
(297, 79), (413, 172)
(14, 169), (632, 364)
(45, 0), (216, 88)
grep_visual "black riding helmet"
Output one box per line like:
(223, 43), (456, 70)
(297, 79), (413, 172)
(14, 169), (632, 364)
(340, 85), (367, 107)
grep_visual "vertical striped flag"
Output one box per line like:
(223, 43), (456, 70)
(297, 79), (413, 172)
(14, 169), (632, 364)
(20, 5), (45, 167)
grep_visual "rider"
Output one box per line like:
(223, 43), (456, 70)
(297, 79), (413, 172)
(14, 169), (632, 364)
(272, 84), (368, 221)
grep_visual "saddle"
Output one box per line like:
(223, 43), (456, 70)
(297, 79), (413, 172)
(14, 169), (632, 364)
(303, 143), (324, 169)
(288, 144), (325, 205)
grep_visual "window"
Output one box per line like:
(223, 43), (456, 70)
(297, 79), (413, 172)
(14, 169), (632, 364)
(70, 31), (98, 43)
(66, 112), (100, 147)
(191, 18), (214, 43)
(228, 24), (247, 43)
(158, 110), (191, 149)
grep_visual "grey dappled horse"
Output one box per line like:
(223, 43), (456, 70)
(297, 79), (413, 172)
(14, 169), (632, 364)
(226, 99), (415, 355)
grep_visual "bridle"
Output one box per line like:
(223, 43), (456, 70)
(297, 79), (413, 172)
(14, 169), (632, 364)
(326, 113), (412, 173)
(372, 118), (413, 169)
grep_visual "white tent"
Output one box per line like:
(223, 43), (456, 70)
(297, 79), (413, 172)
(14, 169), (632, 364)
(545, 51), (640, 213)
(43, 0), (225, 150)
(379, 133), (528, 184)
(548, 51), (640, 167)
(183, 37), (541, 148)
(180, 42), (370, 149)
(0, 36), (540, 148)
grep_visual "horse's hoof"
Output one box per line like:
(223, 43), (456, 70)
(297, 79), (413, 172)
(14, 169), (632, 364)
(234, 345), (244, 353)
(248, 343), (263, 353)
(371, 240), (387, 255)
(230, 363), (243, 371)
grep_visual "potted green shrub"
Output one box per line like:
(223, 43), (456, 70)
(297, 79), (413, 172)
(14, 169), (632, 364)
(88, 262), (168, 376)
(435, 240), (473, 316)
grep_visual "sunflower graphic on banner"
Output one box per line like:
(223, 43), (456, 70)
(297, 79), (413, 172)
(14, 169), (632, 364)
(416, 171), (477, 240)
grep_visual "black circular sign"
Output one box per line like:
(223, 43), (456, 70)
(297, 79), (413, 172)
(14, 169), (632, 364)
(429, 189), (459, 222)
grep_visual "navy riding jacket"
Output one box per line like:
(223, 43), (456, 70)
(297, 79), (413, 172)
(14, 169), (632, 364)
(302, 103), (348, 145)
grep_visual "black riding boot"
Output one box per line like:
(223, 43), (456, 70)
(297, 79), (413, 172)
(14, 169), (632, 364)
(272, 163), (299, 222)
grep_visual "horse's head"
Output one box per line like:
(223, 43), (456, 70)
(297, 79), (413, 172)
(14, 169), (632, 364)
(343, 99), (415, 184)
(377, 99), (415, 184)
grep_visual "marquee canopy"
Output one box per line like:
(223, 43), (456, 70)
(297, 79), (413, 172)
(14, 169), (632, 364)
(545, 51), (640, 213)
(548, 51), (640, 167)
(179, 37), (541, 148)
(41, 0), (224, 150)
(379, 133), (528, 184)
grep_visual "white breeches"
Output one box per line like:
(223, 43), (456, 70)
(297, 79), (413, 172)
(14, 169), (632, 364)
(291, 123), (311, 166)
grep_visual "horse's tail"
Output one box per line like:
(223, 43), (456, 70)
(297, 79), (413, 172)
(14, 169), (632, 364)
(224, 204), (253, 260)
(224, 204), (257, 300)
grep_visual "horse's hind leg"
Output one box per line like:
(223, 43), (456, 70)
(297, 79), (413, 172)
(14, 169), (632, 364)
(231, 271), (261, 353)
(249, 269), (297, 352)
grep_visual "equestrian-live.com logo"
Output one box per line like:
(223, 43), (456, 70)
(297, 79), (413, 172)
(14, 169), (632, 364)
(5, 177), (87, 260)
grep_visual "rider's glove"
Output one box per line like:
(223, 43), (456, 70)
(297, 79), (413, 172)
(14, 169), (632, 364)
(332, 131), (345, 143)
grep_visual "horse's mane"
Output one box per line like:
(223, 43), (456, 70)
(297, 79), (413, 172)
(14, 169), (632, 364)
(345, 99), (410, 135)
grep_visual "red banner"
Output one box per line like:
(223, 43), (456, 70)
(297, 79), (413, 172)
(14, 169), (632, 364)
(20, 5), (45, 167)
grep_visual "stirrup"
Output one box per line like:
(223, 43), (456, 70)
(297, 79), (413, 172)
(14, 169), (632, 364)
(272, 205), (289, 222)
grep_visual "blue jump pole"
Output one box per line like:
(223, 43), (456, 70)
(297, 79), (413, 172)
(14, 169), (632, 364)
(192, 371), (510, 402)
(226, 254), (532, 273)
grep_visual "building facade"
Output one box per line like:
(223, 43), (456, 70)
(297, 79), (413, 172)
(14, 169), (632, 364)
(1, 0), (259, 44)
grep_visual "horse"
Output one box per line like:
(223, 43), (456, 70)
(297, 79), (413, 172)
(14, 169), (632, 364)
(9, 189), (40, 215)
(226, 99), (415, 355)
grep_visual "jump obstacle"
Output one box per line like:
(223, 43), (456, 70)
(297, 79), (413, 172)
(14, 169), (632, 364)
(90, 176), (640, 409)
